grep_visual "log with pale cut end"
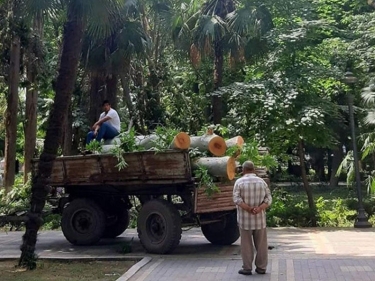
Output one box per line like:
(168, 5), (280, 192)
(170, 132), (190, 150)
(193, 156), (236, 180)
(190, 134), (227, 156)
(136, 133), (190, 150)
(225, 136), (244, 157)
(135, 135), (158, 150)
(225, 136), (244, 148)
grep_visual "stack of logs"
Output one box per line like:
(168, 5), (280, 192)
(102, 127), (268, 184)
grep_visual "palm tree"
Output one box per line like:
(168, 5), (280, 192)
(19, 0), (123, 269)
(174, 0), (274, 124)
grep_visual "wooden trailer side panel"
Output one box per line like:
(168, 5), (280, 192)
(194, 184), (236, 214)
(32, 150), (192, 187)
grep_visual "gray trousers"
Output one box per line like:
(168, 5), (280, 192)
(240, 227), (268, 271)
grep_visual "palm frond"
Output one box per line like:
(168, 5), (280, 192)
(361, 85), (375, 104)
(78, 0), (124, 39)
(193, 15), (227, 51)
(364, 110), (375, 125)
(23, 0), (60, 19)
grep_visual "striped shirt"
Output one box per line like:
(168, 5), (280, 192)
(233, 173), (272, 230)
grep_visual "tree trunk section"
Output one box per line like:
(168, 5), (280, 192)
(4, 34), (20, 191)
(298, 140), (316, 226)
(19, 3), (84, 268)
(212, 41), (223, 124)
(190, 134), (226, 156)
(135, 132), (190, 150)
(193, 156), (236, 180)
(329, 146), (344, 187)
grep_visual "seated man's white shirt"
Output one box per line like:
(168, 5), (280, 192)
(99, 108), (121, 132)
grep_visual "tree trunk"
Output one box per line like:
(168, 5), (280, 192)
(19, 3), (84, 268)
(329, 146), (344, 187)
(106, 74), (117, 109)
(298, 140), (316, 226)
(212, 41), (223, 124)
(4, 34), (21, 192)
(23, 14), (43, 183)
(23, 57), (38, 183)
(62, 102), (73, 156)
(120, 63), (141, 132)
(89, 74), (106, 125)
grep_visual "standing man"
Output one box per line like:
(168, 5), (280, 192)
(86, 100), (121, 144)
(233, 161), (272, 275)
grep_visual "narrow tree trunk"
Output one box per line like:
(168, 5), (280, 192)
(329, 146), (344, 187)
(212, 41), (223, 124)
(120, 63), (141, 132)
(23, 58), (38, 183)
(24, 14), (43, 183)
(62, 102), (73, 156)
(298, 140), (317, 226)
(19, 3), (84, 268)
(106, 74), (118, 110)
(89, 74), (106, 125)
(4, 34), (20, 191)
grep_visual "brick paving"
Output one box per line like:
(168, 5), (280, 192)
(1, 227), (375, 281)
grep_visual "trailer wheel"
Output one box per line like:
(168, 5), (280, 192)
(201, 212), (239, 245)
(103, 209), (130, 238)
(137, 199), (182, 254)
(61, 198), (105, 245)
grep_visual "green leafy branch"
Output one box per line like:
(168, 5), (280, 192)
(194, 165), (220, 197)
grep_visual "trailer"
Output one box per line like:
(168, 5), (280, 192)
(32, 150), (242, 254)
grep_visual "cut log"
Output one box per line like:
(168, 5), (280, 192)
(190, 134), (227, 156)
(193, 156), (236, 180)
(135, 133), (190, 150)
(170, 132), (191, 150)
(135, 135), (158, 150)
(225, 136), (244, 148)
(225, 136), (244, 157)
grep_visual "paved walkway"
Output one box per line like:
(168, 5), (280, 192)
(1, 227), (375, 281)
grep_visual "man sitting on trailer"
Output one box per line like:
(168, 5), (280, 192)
(86, 100), (121, 144)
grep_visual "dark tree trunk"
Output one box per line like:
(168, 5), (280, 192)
(4, 34), (20, 192)
(212, 41), (223, 124)
(19, 4), (84, 268)
(89, 74), (106, 125)
(329, 146), (344, 187)
(298, 140), (317, 226)
(134, 65), (147, 134)
(106, 74), (118, 109)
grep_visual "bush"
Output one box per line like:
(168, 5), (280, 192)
(267, 187), (314, 227)
(316, 197), (356, 227)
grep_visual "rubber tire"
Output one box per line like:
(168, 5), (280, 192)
(137, 199), (182, 254)
(61, 198), (106, 245)
(103, 209), (130, 238)
(201, 212), (240, 245)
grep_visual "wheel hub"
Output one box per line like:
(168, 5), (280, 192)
(72, 210), (93, 234)
(147, 213), (166, 243)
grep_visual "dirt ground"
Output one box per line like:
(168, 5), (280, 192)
(0, 259), (135, 281)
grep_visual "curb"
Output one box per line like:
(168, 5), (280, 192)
(116, 256), (152, 281)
